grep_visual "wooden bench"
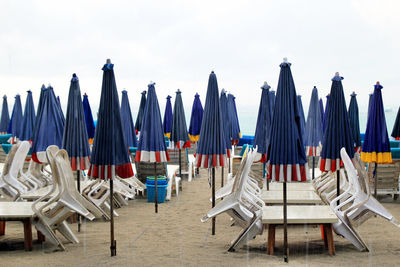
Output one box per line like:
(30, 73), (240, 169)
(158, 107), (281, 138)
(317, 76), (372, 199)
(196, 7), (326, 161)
(262, 205), (338, 256)
(261, 189), (323, 205)
(0, 202), (47, 251)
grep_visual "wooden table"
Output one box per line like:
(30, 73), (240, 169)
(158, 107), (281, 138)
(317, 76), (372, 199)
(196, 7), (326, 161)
(262, 205), (338, 256)
(267, 182), (314, 191)
(261, 189), (323, 205)
(0, 202), (47, 251)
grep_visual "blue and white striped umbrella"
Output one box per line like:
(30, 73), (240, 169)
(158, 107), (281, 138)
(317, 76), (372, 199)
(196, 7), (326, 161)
(348, 92), (361, 152)
(227, 93), (241, 145)
(297, 95), (307, 146)
(188, 93), (203, 142)
(219, 89), (231, 154)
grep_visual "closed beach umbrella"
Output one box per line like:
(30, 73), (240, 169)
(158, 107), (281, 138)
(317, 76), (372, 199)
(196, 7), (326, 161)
(219, 90), (231, 186)
(323, 94), (330, 132)
(8, 95), (23, 142)
(361, 82), (392, 197)
(135, 82), (169, 213)
(188, 93), (203, 142)
(36, 85), (46, 120)
(391, 107), (400, 140)
(135, 90), (147, 134)
(57, 96), (65, 124)
(88, 60), (133, 256)
(297, 95), (307, 145)
(0, 96), (10, 134)
(196, 71), (228, 235)
(319, 98), (324, 126)
(305, 87), (323, 179)
(62, 74), (91, 232)
(253, 82), (272, 163)
(267, 59), (308, 262)
(269, 90), (276, 117)
(320, 73), (354, 206)
(82, 93), (96, 144)
(120, 90), (138, 147)
(227, 93), (241, 145)
(20, 90), (36, 141)
(171, 89), (191, 178)
(31, 86), (65, 163)
(163, 95), (173, 138)
(348, 92), (361, 152)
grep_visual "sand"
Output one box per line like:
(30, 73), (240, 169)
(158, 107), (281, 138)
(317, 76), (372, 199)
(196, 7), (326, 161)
(1, 169), (400, 267)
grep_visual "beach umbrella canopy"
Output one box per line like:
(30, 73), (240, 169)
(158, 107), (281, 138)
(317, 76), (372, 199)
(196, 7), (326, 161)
(361, 82), (392, 163)
(319, 98), (324, 126)
(88, 62), (133, 179)
(82, 93), (96, 144)
(297, 95), (307, 145)
(305, 86), (323, 156)
(0, 96), (10, 134)
(227, 93), (241, 145)
(31, 86), (65, 163)
(323, 94), (330, 132)
(20, 90), (36, 141)
(188, 93), (203, 142)
(135, 90), (147, 134)
(391, 107), (400, 140)
(57, 96), (65, 124)
(267, 60), (308, 182)
(171, 90), (191, 149)
(135, 83), (169, 162)
(348, 92), (361, 152)
(196, 71), (228, 168)
(163, 95), (173, 138)
(62, 73), (91, 171)
(8, 94), (23, 140)
(269, 90), (276, 117)
(120, 90), (138, 148)
(253, 82), (272, 162)
(367, 93), (374, 120)
(219, 90), (231, 152)
(320, 74), (354, 172)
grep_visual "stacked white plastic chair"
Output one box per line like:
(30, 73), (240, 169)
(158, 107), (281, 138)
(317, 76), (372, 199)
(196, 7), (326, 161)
(200, 149), (265, 251)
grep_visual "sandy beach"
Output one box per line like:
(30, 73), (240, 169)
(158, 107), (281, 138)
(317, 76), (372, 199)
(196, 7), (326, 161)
(1, 170), (400, 267)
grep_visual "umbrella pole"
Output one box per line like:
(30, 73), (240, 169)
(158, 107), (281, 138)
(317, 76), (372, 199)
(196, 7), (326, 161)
(337, 170), (340, 206)
(283, 182), (288, 262)
(312, 156), (315, 180)
(212, 167), (216, 235)
(110, 178), (116, 256)
(264, 163), (269, 191)
(179, 148), (182, 179)
(77, 171), (81, 232)
(374, 163), (378, 199)
(154, 163), (158, 213)
(221, 167), (224, 188)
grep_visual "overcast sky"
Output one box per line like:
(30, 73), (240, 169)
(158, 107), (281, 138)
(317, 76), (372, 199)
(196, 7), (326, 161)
(1, 0), (399, 127)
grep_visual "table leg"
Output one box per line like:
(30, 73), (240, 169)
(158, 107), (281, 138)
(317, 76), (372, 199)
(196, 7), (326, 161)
(37, 230), (46, 242)
(23, 219), (33, 251)
(0, 221), (5, 235)
(267, 224), (275, 255)
(324, 224), (335, 256)
(322, 224), (328, 248)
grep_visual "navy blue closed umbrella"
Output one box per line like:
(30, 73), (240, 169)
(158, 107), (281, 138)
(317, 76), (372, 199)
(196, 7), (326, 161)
(0, 95), (10, 134)
(188, 93), (203, 142)
(120, 90), (138, 148)
(267, 59), (308, 262)
(323, 94), (330, 133)
(253, 82), (272, 163)
(163, 95), (172, 138)
(8, 95), (23, 142)
(305, 87), (323, 179)
(31, 86), (65, 163)
(368, 93), (374, 121)
(21, 90), (36, 141)
(135, 82), (169, 213)
(269, 90), (276, 117)
(135, 90), (147, 135)
(227, 93), (241, 145)
(62, 74), (91, 232)
(391, 107), (400, 140)
(57, 96), (65, 125)
(88, 60), (133, 257)
(196, 71), (228, 235)
(297, 95), (307, 146)
(319, 98), (324, 126)
(171, 89), (191, 178)
(348, 92), (361, 152)
(82, 93), (95, 144)
(219, 90), (231, 156)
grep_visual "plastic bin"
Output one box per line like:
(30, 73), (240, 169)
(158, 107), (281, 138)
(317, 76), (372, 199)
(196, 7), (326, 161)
(146, 176), (168, 185)
(146, 183), (168, 203)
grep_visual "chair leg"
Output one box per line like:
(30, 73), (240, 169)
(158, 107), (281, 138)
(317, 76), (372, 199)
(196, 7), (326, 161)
(322, 224), (328, 248)
(0, 221), (5, 235)
(324, 224), (335, 256)
(37, 230), (46, 242)
(23, 219), (33, 251)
